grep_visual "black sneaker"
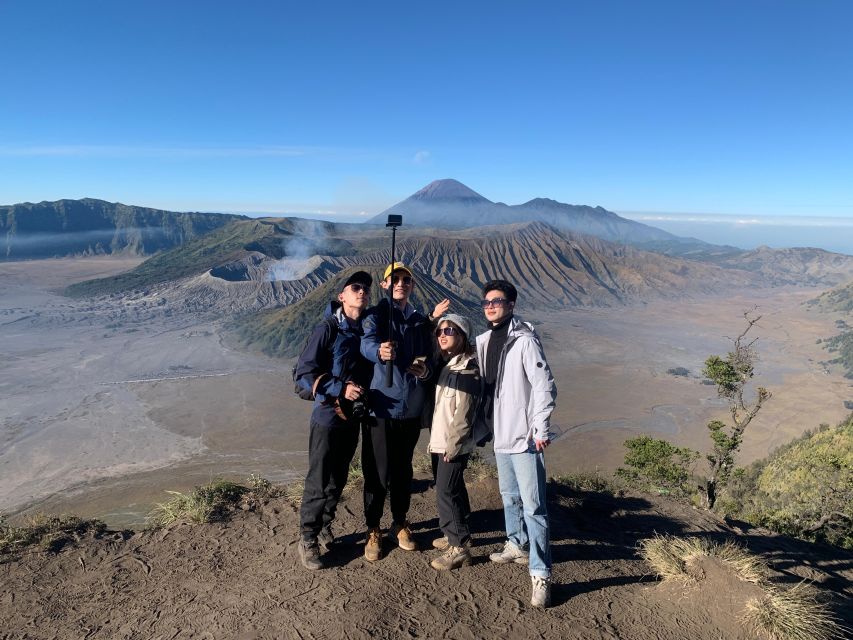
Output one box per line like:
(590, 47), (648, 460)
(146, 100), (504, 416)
(318, 526), (334, 551)
(298, 540), (323, 570)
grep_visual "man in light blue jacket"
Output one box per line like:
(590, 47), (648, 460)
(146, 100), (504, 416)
(475, 279), (557, 608)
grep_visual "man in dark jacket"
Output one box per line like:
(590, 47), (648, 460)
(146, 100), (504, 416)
(294, 270), (373, 570)
(359, 262), (434, 561)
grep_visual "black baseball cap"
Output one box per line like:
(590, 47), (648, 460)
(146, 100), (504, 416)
(342, 270), (372, 290)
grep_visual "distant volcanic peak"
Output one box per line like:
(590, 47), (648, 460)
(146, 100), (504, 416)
(410, 179), (491, 202)
(522, 197), (559, 208)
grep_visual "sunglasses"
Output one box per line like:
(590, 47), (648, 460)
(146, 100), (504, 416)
(481, 297), (510, 308)
(392, 275), (412, 285)
(435, 326), (461, 338)
(349, 283), (370, 293)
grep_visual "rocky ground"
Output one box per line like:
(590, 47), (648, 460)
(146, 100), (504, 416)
(1, 474), (851, 640)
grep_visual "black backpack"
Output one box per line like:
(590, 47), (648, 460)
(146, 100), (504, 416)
(292, 316), (338, 400)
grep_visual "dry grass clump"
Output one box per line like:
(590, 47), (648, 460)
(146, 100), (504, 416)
(743, 582), (845, 640)
(552, 470), (620, 494)
(466, 451), (498, 481)
(1, 513), (106, 555)
(640, 535), (846, 640)
(639, 535), (765, 583)
(283, 480), (306, 507)
(148, 479), (248, 526)
(412, 453), (433, 475)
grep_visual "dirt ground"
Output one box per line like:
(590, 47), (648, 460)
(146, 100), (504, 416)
(1, 474), (851, 640)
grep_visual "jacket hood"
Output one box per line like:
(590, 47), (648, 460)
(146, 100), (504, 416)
(508, 314), (536, 339)
(323, 300), (343, 319)
(446, 352), (476, 371)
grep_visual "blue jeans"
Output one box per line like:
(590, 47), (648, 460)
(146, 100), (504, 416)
(495, 447), (551, 578)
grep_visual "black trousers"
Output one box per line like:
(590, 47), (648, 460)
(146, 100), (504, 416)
(432, 452), (471, 547)
(299, 421), (360, 542)
(362, 417), (421, 528)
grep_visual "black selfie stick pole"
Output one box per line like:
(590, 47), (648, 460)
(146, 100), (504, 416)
(385, 214), (403, 387)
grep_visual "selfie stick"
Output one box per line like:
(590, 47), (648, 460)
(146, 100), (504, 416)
(385, 214), (403, 388)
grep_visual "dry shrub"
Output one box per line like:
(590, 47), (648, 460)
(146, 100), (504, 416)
(743, 582), (845, 640)
(640, 535), (847, 640)
(283, 480), (306, 507)
(640, 535), (764, 583)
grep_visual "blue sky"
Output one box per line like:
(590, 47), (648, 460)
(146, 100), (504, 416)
(2, 1), (852, 232)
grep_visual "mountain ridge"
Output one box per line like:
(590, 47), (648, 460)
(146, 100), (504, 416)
(0, 198), (245, 260)
(369, 179), (700, 249)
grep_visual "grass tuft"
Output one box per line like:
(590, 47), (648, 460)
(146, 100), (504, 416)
(552, 469), (619, 494)
(412, 453), (433, 475)
(283, 480), (306, 507)
(743, 582), (845, 640)
(148, 479), (248, 526)
(1, 513), (106, 556)
(640, 535), (848, 640)
(465, 451), (497, 482)
(639, 535), (765, 583)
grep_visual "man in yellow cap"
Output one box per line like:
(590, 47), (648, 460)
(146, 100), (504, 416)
(359, 262), (434, 561)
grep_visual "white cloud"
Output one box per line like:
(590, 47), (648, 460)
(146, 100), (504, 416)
(0, 144), (312, 158)
(622, 211), (853, 227)
(412, 150), (431, 164)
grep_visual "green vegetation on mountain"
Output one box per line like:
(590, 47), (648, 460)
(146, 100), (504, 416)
(719, 414), (853, 550)
(617, 414), (853, 550)
(823, 330), (853, 380)
(66, 219), (279, 296)
(810, 280), (853, 313)
(0, 198), (242, 259)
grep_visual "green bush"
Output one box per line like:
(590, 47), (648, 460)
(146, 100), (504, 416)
(616, 435), (699, 497)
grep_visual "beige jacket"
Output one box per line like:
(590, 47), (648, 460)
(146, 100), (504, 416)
(428, 353), (482, 460)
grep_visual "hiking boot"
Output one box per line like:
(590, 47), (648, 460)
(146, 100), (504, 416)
(489, 541), (529, 565)
(430, 545), (472, 571)
(364, 527), (382, 562)
(530, 576), (552, 608)
(432, 536), (450, 551)
(392, 521), (418, 551)
(318, 526), (334, 551)
(298, 540), (323, 571)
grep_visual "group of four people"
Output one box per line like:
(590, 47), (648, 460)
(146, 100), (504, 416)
(294, 263), (557, 607)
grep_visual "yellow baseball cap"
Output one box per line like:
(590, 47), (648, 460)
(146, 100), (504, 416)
(383, 262), (413, 280)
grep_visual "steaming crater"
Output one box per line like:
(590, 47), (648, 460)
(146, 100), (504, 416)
(265, 255), (325, 281)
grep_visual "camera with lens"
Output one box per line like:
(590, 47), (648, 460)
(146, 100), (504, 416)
(349, 397), (369, 419)
(335, 393), (371, 421)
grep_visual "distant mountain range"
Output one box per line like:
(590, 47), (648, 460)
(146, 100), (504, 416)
(0, 199), (245, 259)
(0, 185), (836, 355)
(368, 179), (711, 253)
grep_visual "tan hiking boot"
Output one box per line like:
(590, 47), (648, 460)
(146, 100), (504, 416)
(433, 536), (472, 551)
(392, 521), (418, 551)
(432, 536), (450, 551)
(430, 545), (472, 571)
(364, 527), (382, 562)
